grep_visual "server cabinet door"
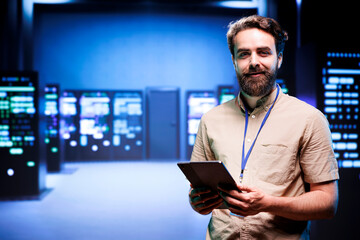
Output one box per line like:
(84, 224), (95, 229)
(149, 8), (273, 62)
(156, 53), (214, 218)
(0, 71), (46, 197)
(146, 88), (179, 160)
(186, 90), (217, 160)
(112, 91), (144, 160)
(45, 84), (62, 172)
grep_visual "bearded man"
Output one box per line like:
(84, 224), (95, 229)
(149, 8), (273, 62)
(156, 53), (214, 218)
(188, 15), (339, 240)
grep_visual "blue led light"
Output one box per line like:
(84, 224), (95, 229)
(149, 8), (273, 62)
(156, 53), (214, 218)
(328, 77), (339, 84)
(342, 160), (353, 168)
(351, 100), (359, 105)
(324, 91), (337, 97)
(324, 107), (338, 113)
(91, 145), (98, 152)
(334, 142), (346, 150)
(331, 132), (341, 140)
(103, 140), (110, 147)
(325, 84), (337, 90)
(328, 69), (360, 75)
(80, 135), (87, 147)
(347, 142), (357, 150)
(349, 153), (359, 158)
(124, 145), (130, 151)
(113, 135), (120, 146)
(70, 140), (77, 147)
(324, 99), (337, 105)
(353, 161), (360, 168)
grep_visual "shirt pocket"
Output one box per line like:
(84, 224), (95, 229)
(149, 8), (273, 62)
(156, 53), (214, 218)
(253, 143), (296, 185)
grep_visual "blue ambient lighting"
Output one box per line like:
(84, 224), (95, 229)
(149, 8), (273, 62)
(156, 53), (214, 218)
(33, 0), (73, 3)
(215, 1), (258, 9)
(214, 0), (267, 15)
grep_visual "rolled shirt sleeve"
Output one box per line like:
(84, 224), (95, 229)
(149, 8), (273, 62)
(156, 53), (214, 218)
(299, 110), (339, 183)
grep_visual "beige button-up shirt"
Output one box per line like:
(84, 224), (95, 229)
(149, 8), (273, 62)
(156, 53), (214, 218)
(190, 88), (339, 240)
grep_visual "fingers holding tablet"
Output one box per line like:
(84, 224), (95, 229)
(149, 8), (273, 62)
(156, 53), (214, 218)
(189, 186), (223, 215)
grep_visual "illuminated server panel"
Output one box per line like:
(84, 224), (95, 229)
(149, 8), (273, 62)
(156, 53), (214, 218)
(276, 79), (289, 94)
(45, 84), (62, 171)
(318, 52), (360, 168)
(218, 85), (236, 105)
(60, 90), (80, 161)
(79, 91), (111, 160)
(186, 91), (218, 159)
(112, 91), (143, 159)
(0, 72), (46, 196)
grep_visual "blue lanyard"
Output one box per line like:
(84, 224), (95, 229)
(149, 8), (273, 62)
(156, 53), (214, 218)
(240, 85), (280, 181)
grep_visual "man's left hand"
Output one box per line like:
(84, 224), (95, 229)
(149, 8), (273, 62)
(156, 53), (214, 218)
(218, 184), (268, 216)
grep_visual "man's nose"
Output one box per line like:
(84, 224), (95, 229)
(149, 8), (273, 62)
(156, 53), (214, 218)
(249, 53), (260, 68)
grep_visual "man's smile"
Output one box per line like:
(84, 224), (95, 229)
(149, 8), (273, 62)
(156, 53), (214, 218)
(245, 72), (265, 77)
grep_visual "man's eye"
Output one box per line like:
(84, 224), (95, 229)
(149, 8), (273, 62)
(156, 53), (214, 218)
(259, 51), (270, 56)
(238, 52), (249, 58)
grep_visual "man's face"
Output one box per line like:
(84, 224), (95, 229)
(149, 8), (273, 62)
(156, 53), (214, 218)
(232, 28), (283, 97)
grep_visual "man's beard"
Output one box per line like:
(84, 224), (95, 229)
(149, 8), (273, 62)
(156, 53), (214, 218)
(237, 65), (278, 97)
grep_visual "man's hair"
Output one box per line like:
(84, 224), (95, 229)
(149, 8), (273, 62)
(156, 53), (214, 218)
(227, 15), (288, 57)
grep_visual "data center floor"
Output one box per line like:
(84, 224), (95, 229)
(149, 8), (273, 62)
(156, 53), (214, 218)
(0, 161), (210, 240)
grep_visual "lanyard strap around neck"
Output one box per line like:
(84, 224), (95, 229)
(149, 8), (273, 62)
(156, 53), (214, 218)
(240, 85), (280, 180)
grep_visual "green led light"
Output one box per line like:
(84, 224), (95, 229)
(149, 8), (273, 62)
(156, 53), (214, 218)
(45, 138), (50, 144)
(0, 86), (35, 92)
(27, 161), (35, 167)
(9, 148), (23, 155)
(282, 88), (289, 94)
(51, 147), (58, 153)
(45, 94), (58, 99)
(49, 129), (57, 134)
(0, 125), (9, 130)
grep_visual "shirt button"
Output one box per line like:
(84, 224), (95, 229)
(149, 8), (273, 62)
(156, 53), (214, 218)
(241, 225), (246, 231)
(247, 138), (251, 143)
(251, 115), (255, 119)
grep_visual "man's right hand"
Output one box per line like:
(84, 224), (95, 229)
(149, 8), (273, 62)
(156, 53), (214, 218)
(189, 185), (224, 215)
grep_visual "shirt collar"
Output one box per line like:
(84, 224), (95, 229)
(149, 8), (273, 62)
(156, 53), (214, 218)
(237, 84), (282, 115)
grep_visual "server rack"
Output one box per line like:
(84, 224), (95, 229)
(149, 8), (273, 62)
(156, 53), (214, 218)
(112, 91), (144, 160)
(44, 84), (62, 171)
(0, 71), (46, 197)
(186, 90), (217, 160)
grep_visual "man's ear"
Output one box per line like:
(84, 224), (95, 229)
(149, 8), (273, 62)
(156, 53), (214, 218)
(277, 53), (283, 69)
(232, 55), (237, 69)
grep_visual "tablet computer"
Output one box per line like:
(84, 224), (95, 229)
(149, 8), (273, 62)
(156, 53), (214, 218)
(177, 161), (237, 192)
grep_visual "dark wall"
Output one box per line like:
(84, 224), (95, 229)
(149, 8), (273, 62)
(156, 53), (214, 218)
(301, 0), (360, 49)
(0, 0), (22, 71)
